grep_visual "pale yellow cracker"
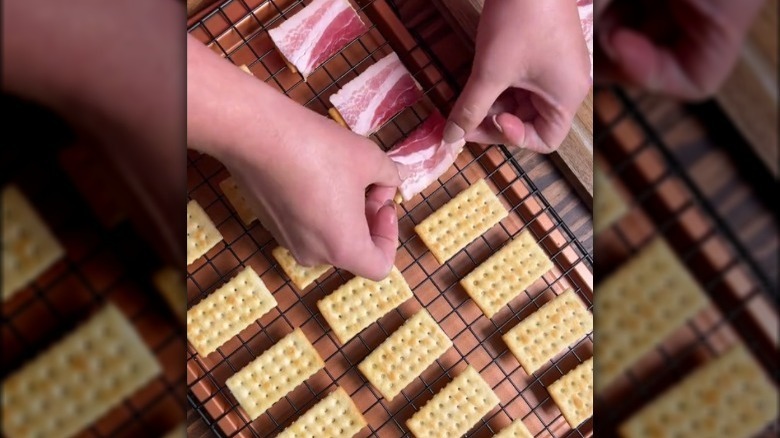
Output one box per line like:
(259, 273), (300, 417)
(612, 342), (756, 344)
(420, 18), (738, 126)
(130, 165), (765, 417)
(460, 230), (553, 318)
(153, 266), (186, 323)
(548, 357), (593, 428)
(238, 64), (253, 75)
(219, 176), (257, 226)
(2, 185), (65, 301)
(358, 309), (452, 400)
(225, 328), (324, 420)
(1, 304), (161, 438)
(329, 107), (349, 129)
(593, 166), (628, 234)
(318, 267), (413, 344)
(595, 238), (708, 392)
(503, 289), (592, 375)
(187, 200), (223, 265)
(494, 419), (534, 438)
(619, 345), (778, 438)
(278, 388), (367, 438)
(415, 179), (508, 264)
(406, 366), (499, 438)
(272, 246), (331, 291)
(187, 267), (277, 356)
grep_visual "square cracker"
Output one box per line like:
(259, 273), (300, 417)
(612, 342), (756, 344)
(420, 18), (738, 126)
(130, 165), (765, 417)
(460, 230), (553, 318)
(225, 328), (324, 420)
(2, 185), (65, 301)
(219, 176), (257, 226)
(238, 64), (253, 75)
(406, 365), (499, 438)
(593, 166), (628, 234)
(503, 289), (592, 375)
(187, 200), (223, 265)
(187, 267), (277, 357)
(272, 246), (331, 291)
(494, 419), (534, 438)
(358, 309), (452, 400)
(595, 238), (708, 392)
(415, 179), (508, 264)
(1, 304), (161, 438)
(318, 266), (413, 344)
(278, 387), (367, 438)
(153, 266), (186, 323)
(548, 357), (593, 428)
(619, 345), (778, 438)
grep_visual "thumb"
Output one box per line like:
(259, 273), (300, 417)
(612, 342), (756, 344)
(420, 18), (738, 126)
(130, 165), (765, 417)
(345, 203), (398, 281)
(371, 149), (402, 187)
(444, 73), (503, 143)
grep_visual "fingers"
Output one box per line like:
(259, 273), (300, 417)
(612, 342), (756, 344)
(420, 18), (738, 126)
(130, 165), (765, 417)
(599, 2), (754, 101)
(444, 73), (504, 143)
(603, 28), (706, 99)
(340, 202), (398, 281)
(370, 148), (402, 187)
(492, 110), (569, 154)
(365, 185), (397, 217)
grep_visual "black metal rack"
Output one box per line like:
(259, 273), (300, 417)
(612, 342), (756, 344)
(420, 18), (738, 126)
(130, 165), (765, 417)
(593, 85), (779, 436)
(186, 0), (594, 437)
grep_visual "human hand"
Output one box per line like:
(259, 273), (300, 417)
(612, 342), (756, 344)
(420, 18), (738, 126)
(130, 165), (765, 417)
(219, 108), (400, 281)
(443, 0), (591, 153)
(595, 0), (764, 100)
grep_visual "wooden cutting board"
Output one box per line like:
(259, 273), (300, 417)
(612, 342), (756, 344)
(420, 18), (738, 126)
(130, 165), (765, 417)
(429, 0), (594, 207)
(715, 0), (778, 177)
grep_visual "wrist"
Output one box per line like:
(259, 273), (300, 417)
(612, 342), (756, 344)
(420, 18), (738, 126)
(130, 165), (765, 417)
(187, 38), (306, 166)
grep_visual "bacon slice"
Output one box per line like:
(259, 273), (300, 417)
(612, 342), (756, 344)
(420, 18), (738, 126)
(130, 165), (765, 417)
(329, 53), (423, 136)
(268, 0), (367, 78)
(387, 111), (466, 202)
(577, 0), (594, 79)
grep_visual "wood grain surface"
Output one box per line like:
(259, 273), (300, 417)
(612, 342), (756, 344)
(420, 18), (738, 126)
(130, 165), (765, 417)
(715, 0), (778, 177)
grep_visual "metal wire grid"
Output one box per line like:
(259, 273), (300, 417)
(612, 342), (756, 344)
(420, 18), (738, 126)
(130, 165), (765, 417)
(0, 145), (185, 437)
(186, 1), (594, 437)
(593, 86), (779, 434)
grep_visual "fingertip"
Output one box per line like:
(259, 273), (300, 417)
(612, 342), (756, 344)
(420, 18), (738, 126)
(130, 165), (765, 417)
(609, 28), (662, 91)
(442, 120), (466, 144)
(495, 113), (525, 148)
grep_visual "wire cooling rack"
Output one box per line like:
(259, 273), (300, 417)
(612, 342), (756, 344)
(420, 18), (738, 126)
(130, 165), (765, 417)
(593, 86), (779, 436)
(186, 0), (594, 437)
(0, 106), (185, 437)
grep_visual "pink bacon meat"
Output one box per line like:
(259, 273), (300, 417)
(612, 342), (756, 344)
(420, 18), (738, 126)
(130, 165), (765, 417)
(329, 53), (423, 136)
(387, 111), (466, 202)
(577, 0), (593, 79)
(268, 0), (367, 79)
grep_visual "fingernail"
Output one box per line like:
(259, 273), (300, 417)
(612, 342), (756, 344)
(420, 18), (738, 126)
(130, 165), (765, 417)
(491, 114), (503, 133)
(442, 121), (465, 144)
(383, 199), (395, 208)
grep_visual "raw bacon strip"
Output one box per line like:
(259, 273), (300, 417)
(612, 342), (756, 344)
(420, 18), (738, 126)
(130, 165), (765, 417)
(387, 111), (465, 202)
(329, 53), (423, 136)
(268, 0), (367, 78)
(577, 0), (593, 79)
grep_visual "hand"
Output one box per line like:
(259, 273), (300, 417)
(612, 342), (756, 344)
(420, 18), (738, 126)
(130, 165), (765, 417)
(222, 113), (401, 281)
(3, 0), (186, 265)
(443, 0), (591, 153)
(187, 36), (400, 280)
(596, 0), (764, 100)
